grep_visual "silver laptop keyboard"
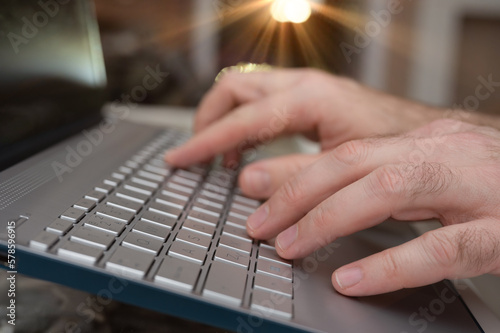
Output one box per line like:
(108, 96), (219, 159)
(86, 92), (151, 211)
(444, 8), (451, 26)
(28, 129), (294, 319)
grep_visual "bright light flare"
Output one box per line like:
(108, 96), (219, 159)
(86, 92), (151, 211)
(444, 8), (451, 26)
(271, 0), (312, 24)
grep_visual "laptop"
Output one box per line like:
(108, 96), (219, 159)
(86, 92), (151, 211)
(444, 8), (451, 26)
(0, 1), (487, 332)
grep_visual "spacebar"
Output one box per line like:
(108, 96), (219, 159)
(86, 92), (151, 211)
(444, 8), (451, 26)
(202, 261), (247, 306)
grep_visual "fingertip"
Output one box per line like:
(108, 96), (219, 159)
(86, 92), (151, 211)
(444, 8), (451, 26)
(239, 167), (271, 198)
(332, 267), (364, 296)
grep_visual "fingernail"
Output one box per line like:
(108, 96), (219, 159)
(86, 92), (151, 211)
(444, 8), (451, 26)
(335, 267), (363, 290)
(244, 169), (271, 194)
(277, 224), (297, 251)
(247, 204), (269, 231)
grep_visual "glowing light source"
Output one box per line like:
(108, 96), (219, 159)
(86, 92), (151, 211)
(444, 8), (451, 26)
(271, 0), (312, 24)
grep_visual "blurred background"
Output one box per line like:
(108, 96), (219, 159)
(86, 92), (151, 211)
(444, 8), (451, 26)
(94, 0), (500, 115)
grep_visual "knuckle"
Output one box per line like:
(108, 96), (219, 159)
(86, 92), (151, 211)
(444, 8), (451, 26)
(307, 205), (334, 248)
(421, 230), (457, 271)
(332, 140), (371, 166)
(454, 226), (500, 274)
(279, 178), (305, 206)
(368, 165), (406, 199)
(379, 250), (404, 286)
(402, 162), (454, 196)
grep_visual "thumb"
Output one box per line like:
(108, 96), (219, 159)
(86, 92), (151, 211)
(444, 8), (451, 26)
(332, 220), (500, 296)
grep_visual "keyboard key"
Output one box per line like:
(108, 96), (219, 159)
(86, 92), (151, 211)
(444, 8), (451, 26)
(187, 211), (219, 225)
(176, 228), (211, 249)
(106, 195), (142, 214)
(192, 205), (220, 217)
(60, 207), (86, 222)
(46, 218), (73, 235)
(258, 246), (292, 267)
(116, 188), (149, 204)
(203, 261), (247, 306)
(200, 189), (226, 203)
(233, 194), (260, 207)
(123, 181), (154, 196)
(254, 273), (293, 297)
(175, 169), (203, 181)
(166, 182), (194, 195)
(118, 166), (133, 175)
(143, 164), (170, 176)
(231, 202), (256, 214)
(30, 231), (59, 250)
(155, 194), (187, 209)
(196, 197), (223, 210)
(84, 215), (126, 235)
(214, 246), (249, 268)
(131, 176), (159, 188)
(226, 215), (247, 228)
(223, 225), (252, 243)
(122, 231), (164, 254)
(125, 160), (140, 169)
(171, 175), (198, 188)
(154, 256), (201, 291)
(161, 187), (189, 201)
(137, 170), (165, 182)
(85, 190), (106, 202)
(133, 221), (170, 241)
(251, 289), (293, 319)
(183, 218), (216, 236)
(228, 210), (249, 221)
(106, 246), (155, 279)
(169, 240), (207, 264)
(219, 234), (252, 254)
(203, 183), (229, 195)
(148, 202), (183, 218)
(73, 198), (96, 212)
(96, 206), (134, 223)
(58, 241), (103, 264)
(95, 183), (114, 194)
(140, 211), (177, 228)
(256, 259), (292, 281)
(70, 226), (116, 249)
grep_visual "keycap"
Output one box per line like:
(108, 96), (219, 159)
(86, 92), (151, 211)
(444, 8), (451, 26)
(231, 202), (256, 214)
(96, 206), (134, 223)
(254, 273), (293, 297)
(143, 164), (169, 176)
(106, 195), (142, 214)
(46, 218), (73, 235)
(176, 228), (211, 249)
(187, 211), (219, 225)
(60, 207), (86, 222)
(133, 221), (170, 240)
(196, 197), (223, 210)
(95, 183), (114, 194)
(203, 183), (229, 195)
(119, 166), (133, 175)
(258, 246), (292, 267)
(106, 246), (155, 279)
(203, 261), (247, 306)
(223, 225), (252, 243)
(116, 188), (149, 204)
(125, 160), (140, 169)
(70, 226), (116, 249)
(170, 175), (198, 188)
(85, 190), (106, 202)
(251, 289), (293, 319)
(123, 181), (154, 196)
(137, 170), (165, 183)
(233, 194), (260, 207)
(169, 240), (207, 264)
(155, 194), (187, 209)
(183, 218), (216, 236)
(192, 205), (220, 217)
(73, 198), (96, 212)
(140, 211), (177, 228)
(256, 259), (292, 281)
(132, 176), (159, 188)
(30, 231), (59, 250)
(148, 202), (183, 218)
(161, 187), (190, 201)
(219, 234), (252, 254)
(58, 241), (103, 264)
(228, 210), (249, 221)
(214, 246), (249, 268)
(175, 169), (203, 181)
(122, 231), (164, 254)
(154, 256), (201, 291)
(84, 215), (126, 235)
(226, 215), (247, 228)
(200, 189), (226, 203)
(166, 182), (194, 195)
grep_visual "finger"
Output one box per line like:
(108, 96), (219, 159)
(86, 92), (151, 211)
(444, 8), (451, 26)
(239, 153), (323, 199)
(194, 70), (305, 133)
(245, 137), (406, 239)
(332, 219), (500, 296)
(274, 161), (460, 259)
(165, 91), (314, 167)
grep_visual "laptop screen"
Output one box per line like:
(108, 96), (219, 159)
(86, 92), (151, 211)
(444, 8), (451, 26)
(0, 0), (107, 171)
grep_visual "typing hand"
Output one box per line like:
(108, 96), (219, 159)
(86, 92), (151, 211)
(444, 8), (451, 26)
(246, 119), (500, 296)
(165, 69), (441, 198)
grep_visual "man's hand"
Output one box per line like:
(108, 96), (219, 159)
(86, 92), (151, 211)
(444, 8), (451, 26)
(246, 119), (500, 296)
(165, 69), (442, 198)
